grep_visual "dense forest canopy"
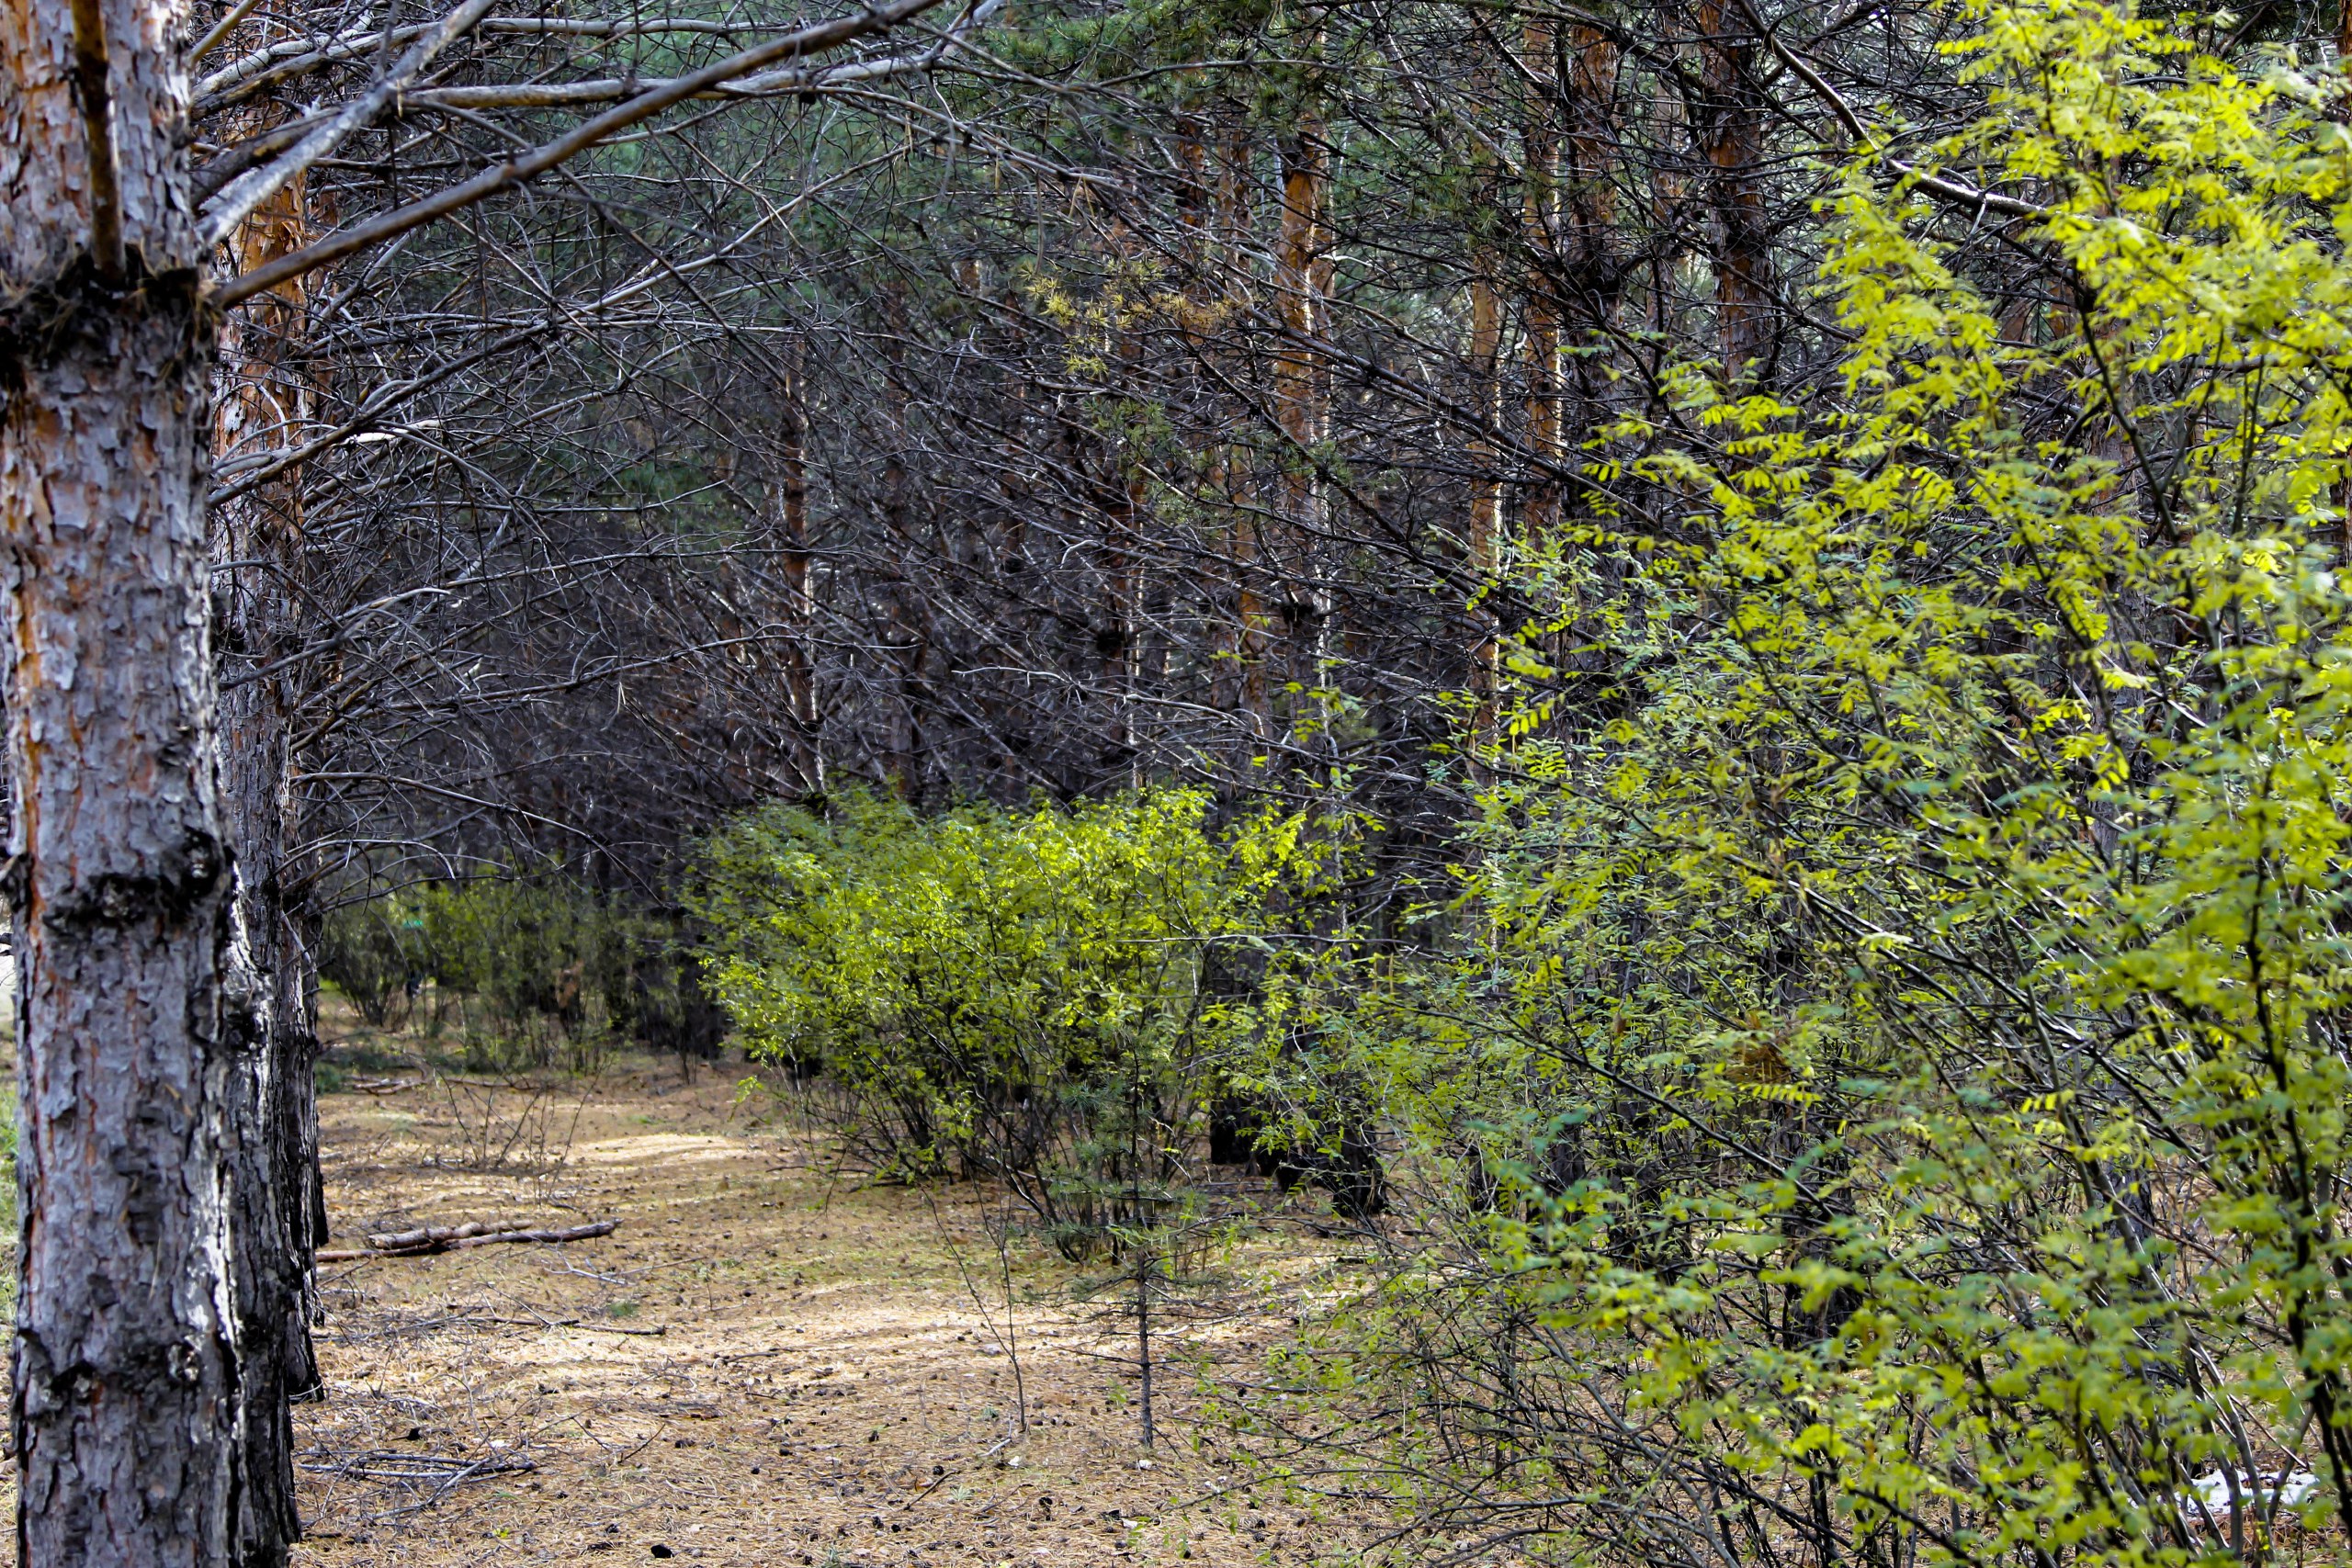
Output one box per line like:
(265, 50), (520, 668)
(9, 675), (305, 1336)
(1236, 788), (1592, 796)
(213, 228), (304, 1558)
(15, 0), (2352, 1560)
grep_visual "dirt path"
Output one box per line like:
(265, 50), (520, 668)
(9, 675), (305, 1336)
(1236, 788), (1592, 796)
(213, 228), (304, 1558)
(289, 1055), (1349, 1568)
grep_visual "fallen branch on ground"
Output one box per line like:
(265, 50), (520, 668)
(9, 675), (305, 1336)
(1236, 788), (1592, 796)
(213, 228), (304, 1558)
(317, 1218), (616, 1260)
(299, 1447), (539, 1521)
(350, 1076), (424, 1095)
(299, 1449), (536, 1484)
(480, 1314), (669, 1337)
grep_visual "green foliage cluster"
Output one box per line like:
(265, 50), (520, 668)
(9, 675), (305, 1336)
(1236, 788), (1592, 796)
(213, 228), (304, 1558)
(319, 873), (692, 1072)
(691, 787), (1302, 1255)
(1240, 4), (2352, 1565)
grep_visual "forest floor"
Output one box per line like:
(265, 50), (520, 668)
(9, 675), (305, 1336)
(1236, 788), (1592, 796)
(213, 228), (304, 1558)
(288, 1015), (1385, 1568)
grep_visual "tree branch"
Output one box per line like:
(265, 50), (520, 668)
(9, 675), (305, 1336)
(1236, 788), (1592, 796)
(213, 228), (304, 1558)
(201, 0), (499, 250)
(214, 0), (962, 306)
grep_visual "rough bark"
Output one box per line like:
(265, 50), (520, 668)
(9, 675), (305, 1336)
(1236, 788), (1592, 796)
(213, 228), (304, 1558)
(216, 507), (320, 1559)
(215, 626), (314, 1566)
(1, 0), (250, 1562)
(211, 169), (329, 1566)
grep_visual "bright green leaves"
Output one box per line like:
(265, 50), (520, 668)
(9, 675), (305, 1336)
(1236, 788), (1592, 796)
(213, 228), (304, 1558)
(690, 786), (1301, 1250)
(1272, 3), (2352, 1563)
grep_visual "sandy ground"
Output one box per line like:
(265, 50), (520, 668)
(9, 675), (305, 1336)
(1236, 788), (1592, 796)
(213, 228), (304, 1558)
(288, 1044), (1364, 1568)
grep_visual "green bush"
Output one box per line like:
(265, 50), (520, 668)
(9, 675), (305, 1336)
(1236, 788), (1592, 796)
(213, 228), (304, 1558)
(691, 786), (1302, 1254)
(316, 897), (429, 1029)
(320, 871), (678, 1072)
(1246, 7), (2352, 1564)
(413, 876), (618, 1046)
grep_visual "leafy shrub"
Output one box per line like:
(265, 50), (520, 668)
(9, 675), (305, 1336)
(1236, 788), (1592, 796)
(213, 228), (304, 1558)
(1249, 7), (2352, 1565)
(320, 872), (689, 1071)
(692, 787), (1301, 1254)
(412, 875), (617, 1049)
(316, 898), (427, 1029)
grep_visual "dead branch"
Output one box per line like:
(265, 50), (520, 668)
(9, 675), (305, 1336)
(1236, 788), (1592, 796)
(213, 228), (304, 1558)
(316, 1218), (617, 1260)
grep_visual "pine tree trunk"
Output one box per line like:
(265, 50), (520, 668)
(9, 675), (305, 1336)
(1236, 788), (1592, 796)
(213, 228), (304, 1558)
(1, 0), (251, 1561)
(1694, 0), (1774, 381)
(1214, 125), (1271, 749)
(1466, 268), (1503, 728)
(217, 575), (318, 1565)
(1521, 15), (1561, 538)
(778, 353), (823, 797)
(1274, 116), (1329, 707)
(213, 180), (330, 1568)
(1561, 24), (1621, 502)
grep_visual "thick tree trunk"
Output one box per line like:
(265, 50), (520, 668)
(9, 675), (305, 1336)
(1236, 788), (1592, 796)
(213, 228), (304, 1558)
(1, 0), (251, 1562)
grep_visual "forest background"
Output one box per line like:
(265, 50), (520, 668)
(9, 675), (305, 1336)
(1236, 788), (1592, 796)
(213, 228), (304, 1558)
(10, 0), (2352, 1563)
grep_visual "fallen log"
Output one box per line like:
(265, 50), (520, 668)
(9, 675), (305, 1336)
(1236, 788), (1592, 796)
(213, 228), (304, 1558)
(317, 1218), (617, 1262)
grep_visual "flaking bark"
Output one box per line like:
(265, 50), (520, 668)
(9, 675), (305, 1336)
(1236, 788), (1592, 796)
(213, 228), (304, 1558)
(2, 0), (259, 1559)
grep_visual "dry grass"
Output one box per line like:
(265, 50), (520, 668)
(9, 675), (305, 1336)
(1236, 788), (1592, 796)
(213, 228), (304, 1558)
(290, 1028), (1374, 1568)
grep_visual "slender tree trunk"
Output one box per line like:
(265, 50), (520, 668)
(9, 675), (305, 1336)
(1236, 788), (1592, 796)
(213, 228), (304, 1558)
(1521, 15), (1561, 538)
(211, 171), (331, 1568)
(1175, 108), (1246, 767)
(1467, 271), (1505, 719)
(884, 581), (926, 803)
(1101, 491), (1142, 787)
(1274, 111), (1329, 707)
(1461, 29), (1507, 752)
(1561, 22), (1622, 499)
(876, 290), (930, 802)
(2, 0), (253, 1561)
(1135, 1244), (1154, 1448)
(213, 406), (322, 1568)
(1694, 0), (1774, 381)
(1561, 25), (1622, 317)
(1217, 127), (1272, 750)
(215, 617), (316, 1568)
(1467, 268), (1503, 735)
(1100, 247), (1146, 787)
(777, 343), (823, 796)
